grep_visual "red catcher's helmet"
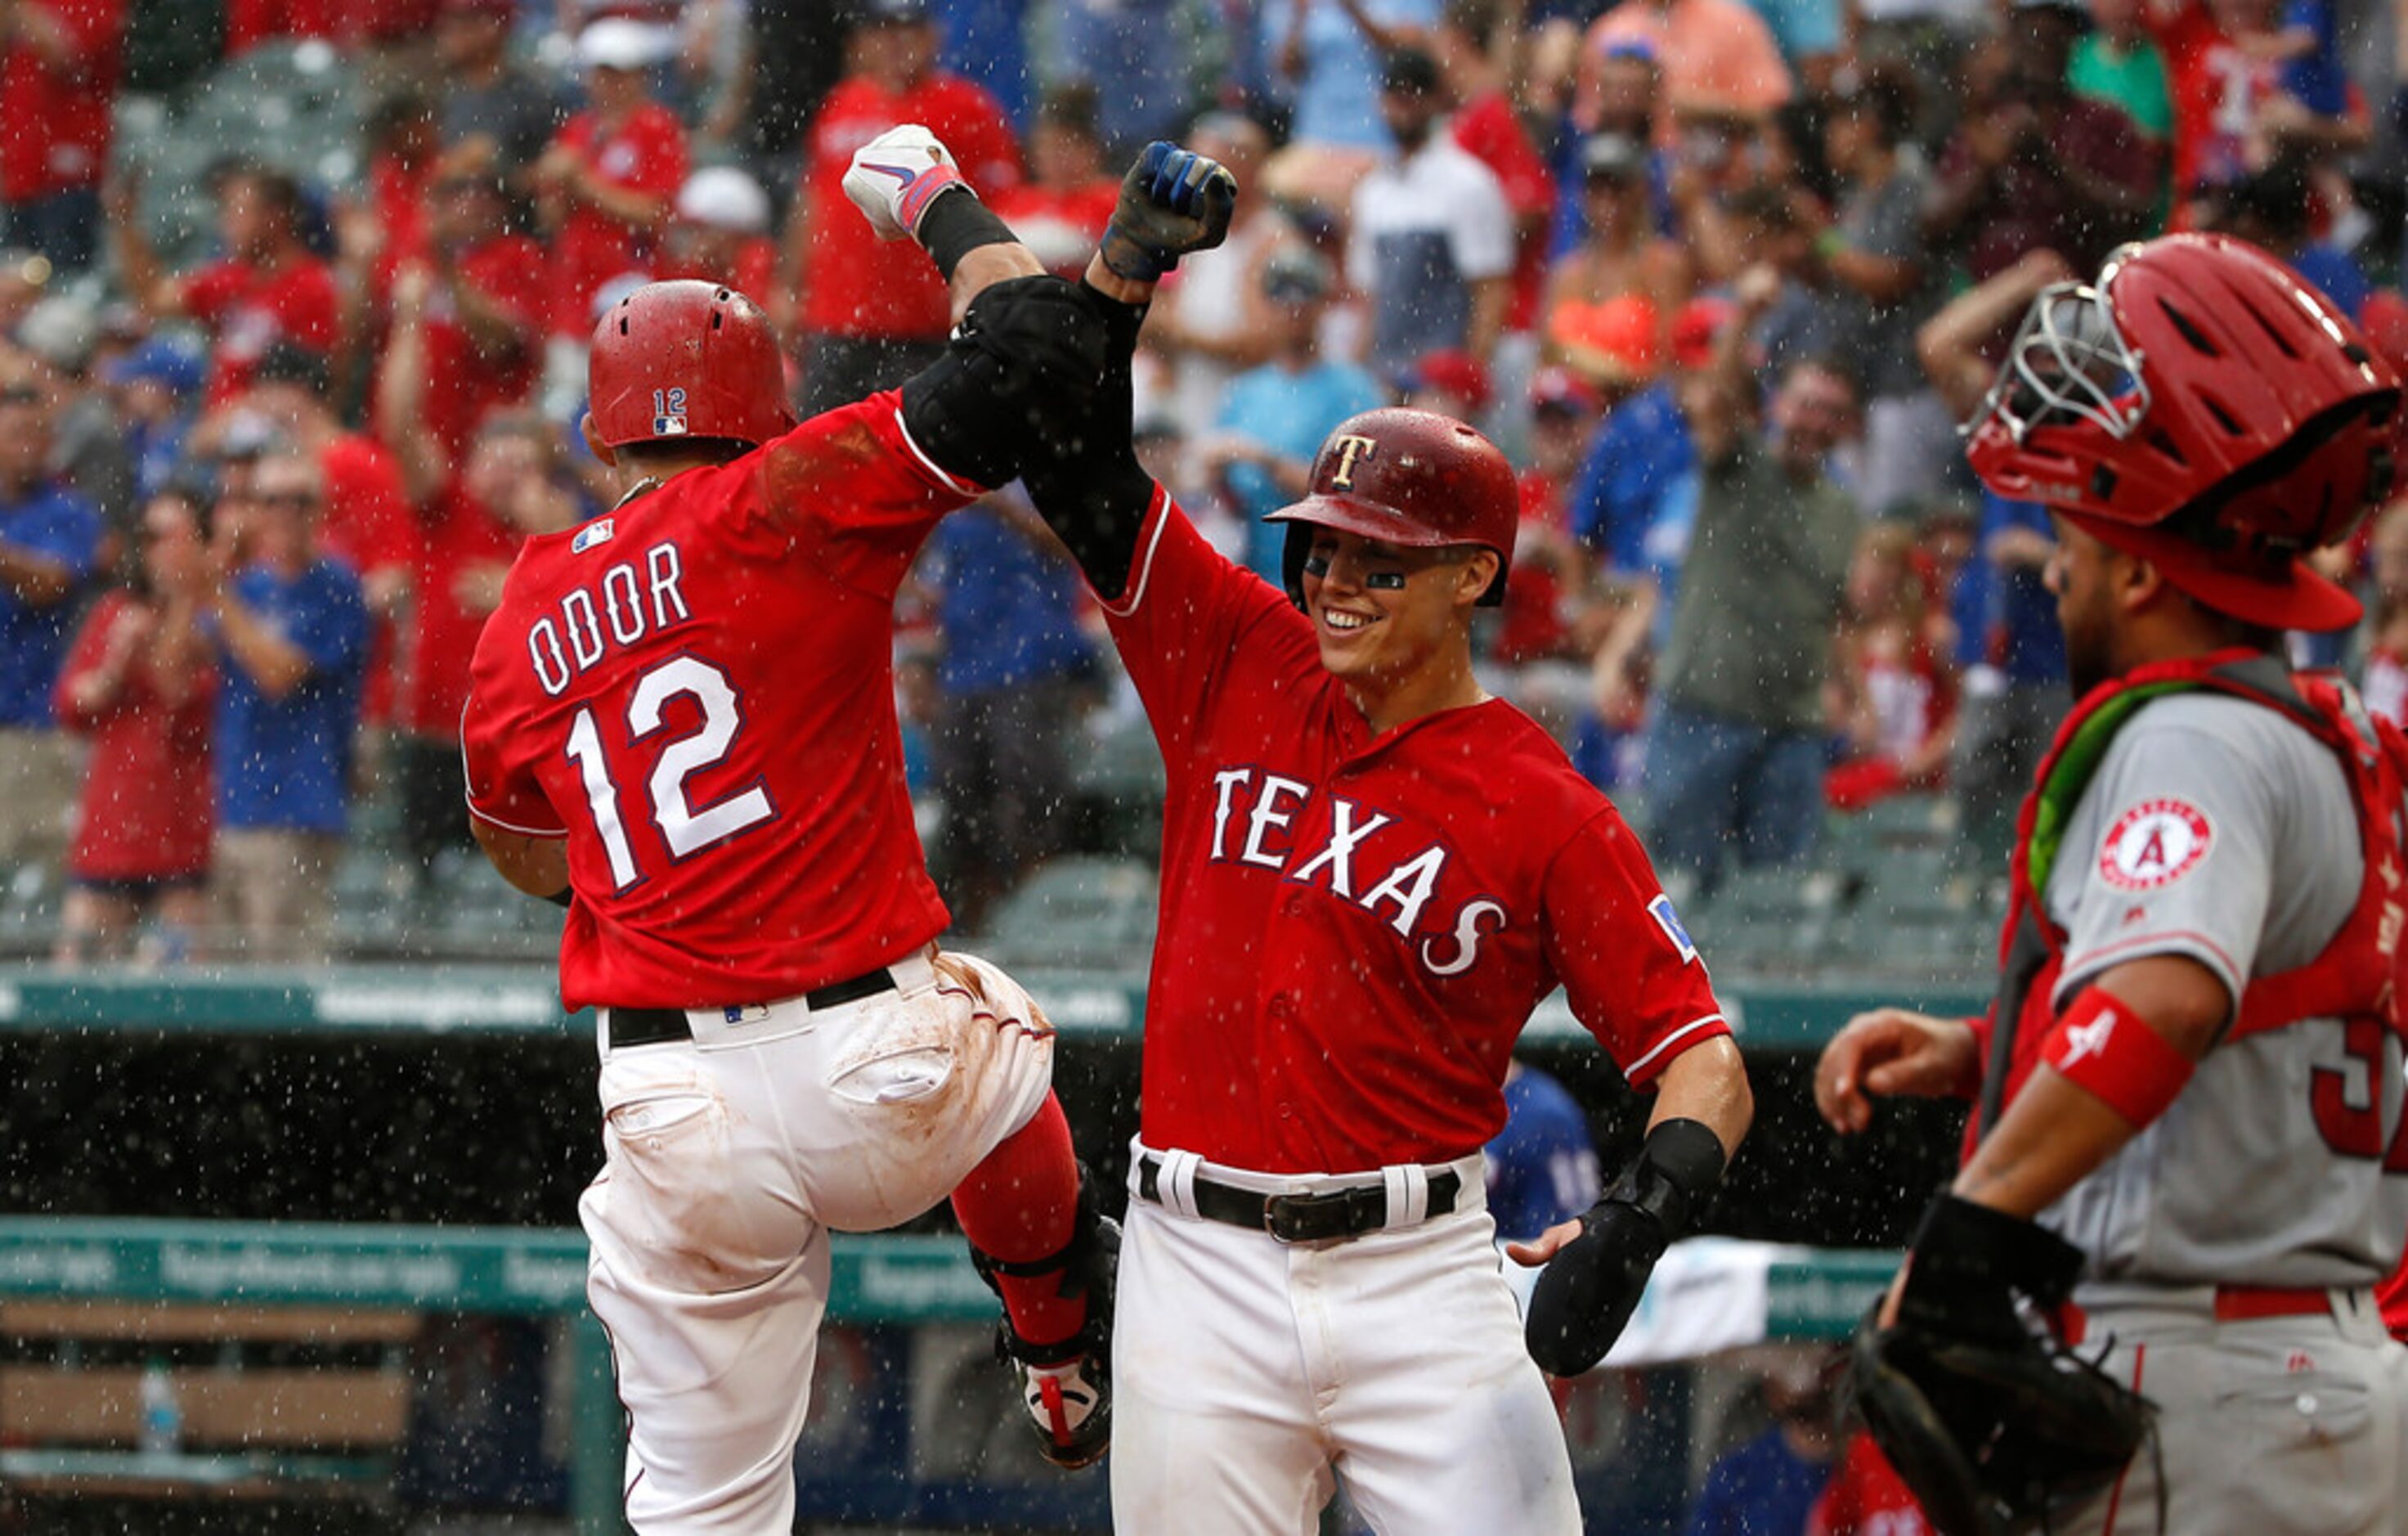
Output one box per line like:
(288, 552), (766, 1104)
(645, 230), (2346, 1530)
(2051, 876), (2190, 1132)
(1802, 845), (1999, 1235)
(1966, 234), (2400, 631)
(588, 280), (795, 451)
(1265, 407), (1518, 607)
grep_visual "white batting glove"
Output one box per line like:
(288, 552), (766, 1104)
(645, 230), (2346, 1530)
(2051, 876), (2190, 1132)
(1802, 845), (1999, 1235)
(842, 124), (970, 243)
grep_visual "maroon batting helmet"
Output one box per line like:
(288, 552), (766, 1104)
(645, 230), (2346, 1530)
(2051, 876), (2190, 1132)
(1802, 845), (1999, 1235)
(1265, 407), (1518, 606)
(1966, 234), (2400, 631)
(588, 280), (795, 451)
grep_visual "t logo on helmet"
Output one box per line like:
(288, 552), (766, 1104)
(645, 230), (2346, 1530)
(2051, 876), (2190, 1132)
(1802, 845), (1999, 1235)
(1329, 434), (1379, 490)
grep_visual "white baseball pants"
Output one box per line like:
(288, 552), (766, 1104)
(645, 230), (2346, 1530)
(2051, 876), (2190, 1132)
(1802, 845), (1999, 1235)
(579, 949), (1054, 1534)
(1111, 1143), (1582, 1535)
(2061, 1286), (2408, 1536)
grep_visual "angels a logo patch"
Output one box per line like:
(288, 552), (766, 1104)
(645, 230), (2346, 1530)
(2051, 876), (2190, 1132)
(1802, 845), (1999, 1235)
(2100, 799), (2213, 891)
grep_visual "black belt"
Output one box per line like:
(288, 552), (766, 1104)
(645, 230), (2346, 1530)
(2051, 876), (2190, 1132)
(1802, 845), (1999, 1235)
(1137, 1154), (1461, 1243)
(605, 968), (899, 1049)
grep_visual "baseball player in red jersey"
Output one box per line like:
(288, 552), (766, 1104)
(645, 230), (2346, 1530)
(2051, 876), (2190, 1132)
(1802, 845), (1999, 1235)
(1016, 146), (1756, 1534)
(460, 128), (1120, 1529)
(1815, 234), (2408, 1534)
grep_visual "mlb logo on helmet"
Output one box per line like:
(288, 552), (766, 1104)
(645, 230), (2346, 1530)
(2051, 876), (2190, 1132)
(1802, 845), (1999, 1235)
(652, 386), (689, 437)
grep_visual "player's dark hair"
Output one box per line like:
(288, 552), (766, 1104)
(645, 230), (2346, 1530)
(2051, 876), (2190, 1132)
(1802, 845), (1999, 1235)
(2213, 614), (2285, 653)
(616, 436), (756, 469)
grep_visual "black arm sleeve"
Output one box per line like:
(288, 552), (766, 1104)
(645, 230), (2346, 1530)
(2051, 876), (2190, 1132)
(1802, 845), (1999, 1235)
(1020, 282), (1156, 601)
(915, 184), (1016, 281)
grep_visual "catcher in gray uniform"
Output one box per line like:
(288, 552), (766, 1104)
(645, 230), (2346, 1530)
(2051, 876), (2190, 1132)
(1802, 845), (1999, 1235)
(1814, 232), (2408, 1536)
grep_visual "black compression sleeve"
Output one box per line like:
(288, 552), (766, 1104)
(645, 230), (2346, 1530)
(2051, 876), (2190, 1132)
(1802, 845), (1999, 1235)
(1022, 285), (1154, 600)
(543, 887), (572, 909)
(917, 186), (1016, 281)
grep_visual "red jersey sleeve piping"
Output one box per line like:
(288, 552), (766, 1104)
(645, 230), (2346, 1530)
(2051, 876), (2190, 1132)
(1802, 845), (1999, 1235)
(889, 404), (985, 499)
(459, 730), (570, 837)
(464, 799), (571, 838)
(1621, 1012), (1731, 1085)
(1099, 484), (1174, 619)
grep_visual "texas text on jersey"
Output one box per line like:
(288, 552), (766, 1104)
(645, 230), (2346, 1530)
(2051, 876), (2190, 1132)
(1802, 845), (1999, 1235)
(1107, 487), (1729, 1173)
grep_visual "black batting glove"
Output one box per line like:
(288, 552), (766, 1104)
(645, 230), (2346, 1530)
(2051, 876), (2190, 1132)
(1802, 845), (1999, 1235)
(1099, 141), (1238, 283)
(1525, 1118), (1726, 1377)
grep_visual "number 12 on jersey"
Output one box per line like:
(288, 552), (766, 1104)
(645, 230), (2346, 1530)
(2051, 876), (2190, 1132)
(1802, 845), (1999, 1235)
(563, 655), (773, 889)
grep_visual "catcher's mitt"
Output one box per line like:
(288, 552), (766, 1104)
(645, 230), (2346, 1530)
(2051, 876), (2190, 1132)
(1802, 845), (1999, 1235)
(1845, 1194), (2155, 1536)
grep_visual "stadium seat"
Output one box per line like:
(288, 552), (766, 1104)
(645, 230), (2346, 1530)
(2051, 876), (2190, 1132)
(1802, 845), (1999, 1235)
(1071, 713), (1167, 847)
(982, 855), (1158, 970)
(1823, 900), (1993, 981)
(1685, 865), (1844, 975)
(0, 860), (61, 958)
(1072, 714), (1165, 801)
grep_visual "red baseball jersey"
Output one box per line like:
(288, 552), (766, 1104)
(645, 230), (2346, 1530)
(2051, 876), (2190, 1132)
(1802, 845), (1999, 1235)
(461, 392), (976, 1011)
(1106, 493), (1729, 1174)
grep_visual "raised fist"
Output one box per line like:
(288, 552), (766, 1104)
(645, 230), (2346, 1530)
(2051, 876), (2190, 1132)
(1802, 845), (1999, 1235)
(843, 124), (969, 243)
(1100, 141), (1238, 283)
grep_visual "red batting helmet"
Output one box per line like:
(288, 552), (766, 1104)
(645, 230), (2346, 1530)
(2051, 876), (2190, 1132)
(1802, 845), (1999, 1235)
(1966, 233), (2401, 631)
(588, 280), (795, 451)
(1265, 407), (1518, 607)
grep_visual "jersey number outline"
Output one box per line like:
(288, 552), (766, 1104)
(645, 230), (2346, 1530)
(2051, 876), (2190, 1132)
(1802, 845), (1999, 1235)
(2307, 1016), (2408, 1172)
(563, 655), (773, 890)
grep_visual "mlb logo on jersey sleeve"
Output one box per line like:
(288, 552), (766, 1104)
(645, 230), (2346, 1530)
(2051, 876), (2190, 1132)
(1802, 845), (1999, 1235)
(1648, 893), (1698, 964)
(2100, 798), (2213, 891)
(572, 517), (615, 554)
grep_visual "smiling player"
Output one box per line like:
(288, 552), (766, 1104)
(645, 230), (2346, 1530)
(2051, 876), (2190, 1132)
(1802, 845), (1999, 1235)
(1017, 143), (1756, 1535)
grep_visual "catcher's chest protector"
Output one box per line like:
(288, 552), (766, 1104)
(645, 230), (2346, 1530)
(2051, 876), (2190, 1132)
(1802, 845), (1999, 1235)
(1975, 649), (2408, 1156)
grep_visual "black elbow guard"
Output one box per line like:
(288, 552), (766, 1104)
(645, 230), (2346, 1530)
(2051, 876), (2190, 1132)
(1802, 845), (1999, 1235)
(900, 275), (1107, 488)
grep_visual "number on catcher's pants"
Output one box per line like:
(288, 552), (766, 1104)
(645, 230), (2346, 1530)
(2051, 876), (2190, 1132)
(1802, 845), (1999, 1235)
(563, 655), (773, 889)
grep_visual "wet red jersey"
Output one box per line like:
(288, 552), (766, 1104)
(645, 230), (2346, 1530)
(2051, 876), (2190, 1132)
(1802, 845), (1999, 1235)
(461, 392), (976, 1011)
(1105, 492), (1730, 1173)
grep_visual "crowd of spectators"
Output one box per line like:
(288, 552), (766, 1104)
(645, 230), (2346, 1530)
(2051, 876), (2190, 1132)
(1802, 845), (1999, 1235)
(2, 0), (2407, 963)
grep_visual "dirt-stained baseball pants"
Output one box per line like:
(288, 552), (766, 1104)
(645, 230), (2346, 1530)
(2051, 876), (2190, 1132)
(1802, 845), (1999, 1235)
(581, 949), (1054, 1534)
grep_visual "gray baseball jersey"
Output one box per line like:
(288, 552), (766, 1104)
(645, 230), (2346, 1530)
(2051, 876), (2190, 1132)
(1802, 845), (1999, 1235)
(2037, 692), (2408, 1288)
